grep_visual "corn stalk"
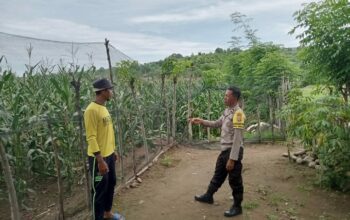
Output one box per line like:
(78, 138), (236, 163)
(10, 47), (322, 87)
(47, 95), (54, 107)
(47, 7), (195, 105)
(0, 139), (21, 220)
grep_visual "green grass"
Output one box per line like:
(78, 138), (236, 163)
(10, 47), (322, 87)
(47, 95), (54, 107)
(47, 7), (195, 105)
(266, 214), (279, 220)
(268, 193), (288, 207)
(285, 207), (298, 216)
(243, 201), (259, 210)
(300, 85), (329, 99)
(160, 155), (173, 167)
(244, 130), (285, 141)
(297, 183), (314, 192)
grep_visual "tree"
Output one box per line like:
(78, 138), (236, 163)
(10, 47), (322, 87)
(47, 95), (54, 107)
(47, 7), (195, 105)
(254, 51), (297, 96)
(215, 48), (224, 53)
(202, 69), (224, 141)
(230, 12), (259, 48)
(170, 59), (192, 141)
(161, 58), (175, 143)
(290, 0), (350, 102)
(118, 60), (150, 162)
(254, 51), (298, 140)
(225, 43), (280, 119)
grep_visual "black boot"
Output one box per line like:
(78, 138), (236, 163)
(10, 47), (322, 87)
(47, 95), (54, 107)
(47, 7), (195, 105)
(224, 206), (242, 217)
(194, 193), (214, 204)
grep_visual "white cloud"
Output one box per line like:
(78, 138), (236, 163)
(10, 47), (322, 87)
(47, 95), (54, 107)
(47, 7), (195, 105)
(0, 18), (218, 62)
(130, 0), (310, 23)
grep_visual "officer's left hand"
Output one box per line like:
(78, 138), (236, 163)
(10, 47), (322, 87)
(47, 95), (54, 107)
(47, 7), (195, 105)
(226, 159), (235, 171)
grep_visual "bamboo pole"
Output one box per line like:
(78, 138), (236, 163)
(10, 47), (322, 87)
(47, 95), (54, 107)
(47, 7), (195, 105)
(47, 118), (65, 220)
(268, 96), (275, 143)
(257, 104), (262, 143)
(172, 76), (177, 142)
(159, 75), (165, 147)
(70, 72), (91, 210)
(130, 81), (150, 163)
(0, 139), (21, 220)
(166, 96), (171, 144)
(281, 76), (288, 139)
(187, 73), (193, 141)
(127, 115), (138, 178)
(104, 39), (125, 182)
(207, 90), (211, 142)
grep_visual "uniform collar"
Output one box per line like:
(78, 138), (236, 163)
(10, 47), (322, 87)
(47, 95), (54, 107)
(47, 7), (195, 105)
(228, 104), (240, 111)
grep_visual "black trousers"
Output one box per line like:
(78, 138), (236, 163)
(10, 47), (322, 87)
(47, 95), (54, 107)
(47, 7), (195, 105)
(207, 148), (244, 207)
(88, 153), (117, 220)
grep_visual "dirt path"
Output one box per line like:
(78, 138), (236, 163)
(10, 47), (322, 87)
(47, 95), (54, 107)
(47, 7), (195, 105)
(114, 143), (350, 220)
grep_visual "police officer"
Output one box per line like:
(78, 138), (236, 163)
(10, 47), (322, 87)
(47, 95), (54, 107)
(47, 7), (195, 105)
(189, 86), (245, 217)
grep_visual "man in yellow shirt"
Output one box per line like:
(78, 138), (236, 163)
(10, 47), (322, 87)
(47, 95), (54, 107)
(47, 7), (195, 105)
(84, 78), (124, 220)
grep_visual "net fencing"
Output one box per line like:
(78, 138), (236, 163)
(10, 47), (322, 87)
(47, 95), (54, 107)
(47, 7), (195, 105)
(0, 31), (132, 74)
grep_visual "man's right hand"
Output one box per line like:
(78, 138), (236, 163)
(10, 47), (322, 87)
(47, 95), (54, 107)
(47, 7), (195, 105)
(189, 117), (203, 125)
(96, 154), (109, 175)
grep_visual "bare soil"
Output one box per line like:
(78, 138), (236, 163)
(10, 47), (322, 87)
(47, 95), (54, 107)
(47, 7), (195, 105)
(114, 143), (350, 220)
(1, 143), (349, 220)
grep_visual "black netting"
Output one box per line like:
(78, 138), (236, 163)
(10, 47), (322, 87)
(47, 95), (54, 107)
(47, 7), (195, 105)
(0, 32), (132, 74)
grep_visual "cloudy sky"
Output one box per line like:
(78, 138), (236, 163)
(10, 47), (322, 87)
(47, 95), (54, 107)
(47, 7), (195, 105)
(0, 0), (313, 63)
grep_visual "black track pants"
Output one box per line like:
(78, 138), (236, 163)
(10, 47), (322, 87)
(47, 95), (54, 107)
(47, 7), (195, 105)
(88, 153), (117, 220)
(207, 148), (244, 207)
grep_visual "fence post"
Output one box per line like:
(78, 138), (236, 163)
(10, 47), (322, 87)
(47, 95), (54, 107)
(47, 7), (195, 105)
(0, 139), (21, 220)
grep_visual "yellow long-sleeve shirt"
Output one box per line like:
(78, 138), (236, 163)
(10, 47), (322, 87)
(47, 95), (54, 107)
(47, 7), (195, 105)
(84, 102), (115, 157)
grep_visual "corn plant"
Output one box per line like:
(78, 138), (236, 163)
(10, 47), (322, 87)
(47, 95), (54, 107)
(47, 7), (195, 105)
(0, 62), (21, 220)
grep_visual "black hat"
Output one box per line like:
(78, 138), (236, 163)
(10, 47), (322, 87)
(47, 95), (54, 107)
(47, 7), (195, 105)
(93, 78), (113, 92)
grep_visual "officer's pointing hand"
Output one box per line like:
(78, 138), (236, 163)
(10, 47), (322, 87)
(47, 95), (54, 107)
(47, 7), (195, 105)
(189, 118), (203, 125)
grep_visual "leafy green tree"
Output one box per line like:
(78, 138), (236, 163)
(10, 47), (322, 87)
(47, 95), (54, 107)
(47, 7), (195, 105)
(170, 59), (192, 140)
(202, 69), (224, 141)
(254, 51), (297, 97)
(161, 57), (175, 143)
(254, 50), (299, 139)
(291, 0), (350, 102)
(281, 91), (350, 191)
(117, 60), (150, 162)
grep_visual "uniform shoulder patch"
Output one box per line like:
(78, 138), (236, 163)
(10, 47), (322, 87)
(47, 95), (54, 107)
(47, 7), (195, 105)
(232, 109), (245, 129)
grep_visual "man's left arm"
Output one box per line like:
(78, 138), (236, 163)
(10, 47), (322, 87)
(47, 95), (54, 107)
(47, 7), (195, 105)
(229, 129), (243, 161)
(226, 110), (245, 171)
(226, 129), (243, 171)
